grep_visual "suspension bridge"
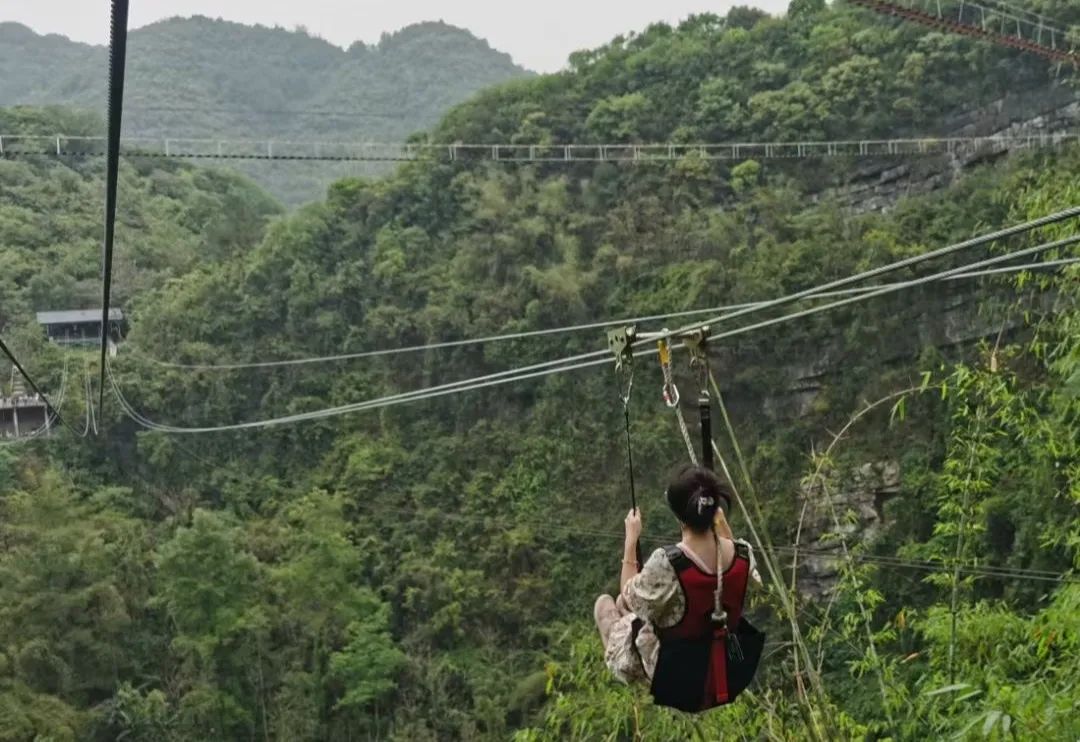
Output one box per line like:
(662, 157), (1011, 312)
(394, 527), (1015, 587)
(1, 132), (1077, 163)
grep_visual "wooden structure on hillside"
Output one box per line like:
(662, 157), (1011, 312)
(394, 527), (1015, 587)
(0, 372), (49, 440)
(36, 308), (126, 347)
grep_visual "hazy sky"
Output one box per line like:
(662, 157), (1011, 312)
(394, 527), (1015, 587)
(4, 0), (789, 72)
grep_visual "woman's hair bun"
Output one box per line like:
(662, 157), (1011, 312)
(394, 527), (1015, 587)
(666, 465), (732, 534)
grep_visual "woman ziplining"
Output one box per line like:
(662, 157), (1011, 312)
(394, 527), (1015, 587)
(594, 465), (765, 711)
(598, 326), (765, 711)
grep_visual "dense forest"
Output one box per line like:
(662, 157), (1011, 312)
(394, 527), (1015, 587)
(1, 1), (1079, 740)
(0, 17), (529, 204)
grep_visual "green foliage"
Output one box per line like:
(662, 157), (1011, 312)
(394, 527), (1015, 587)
(0, 471), (150, 740)
(2, 5), (1079, 740)
(0, 124), (281, 326)
(434, 4), (1054, 150)
(329, 618), (405, 711)
(96, 128), (1077, 736)
(102, 683), (176, 742)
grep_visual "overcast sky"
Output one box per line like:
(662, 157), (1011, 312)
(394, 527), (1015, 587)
(4, 0), (789, 72)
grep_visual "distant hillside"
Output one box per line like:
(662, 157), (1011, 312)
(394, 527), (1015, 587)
(0, 106), (282, 326)
(0, 17), (531, 203)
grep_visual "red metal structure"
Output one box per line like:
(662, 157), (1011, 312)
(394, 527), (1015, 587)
(848, 0), (1079, 66)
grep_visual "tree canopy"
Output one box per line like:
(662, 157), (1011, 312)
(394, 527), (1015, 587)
(1, 2), (1079, 738)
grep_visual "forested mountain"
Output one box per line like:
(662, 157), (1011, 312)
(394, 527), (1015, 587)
(0, 16), (529, 203)
(0, 107), (281, 324)
(2, 2), (1079, 740)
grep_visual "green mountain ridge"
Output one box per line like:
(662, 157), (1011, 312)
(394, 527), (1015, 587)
(0, 16), (531, 203)
(0, 17), (528, 120)
(1, 3), (1079, 740)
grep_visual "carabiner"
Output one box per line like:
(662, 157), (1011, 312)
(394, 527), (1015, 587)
(657, 336), (681, 408)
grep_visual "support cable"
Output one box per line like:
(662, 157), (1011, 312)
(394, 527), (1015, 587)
(107, 236), (1078, 433)
(86, 366), (99, 437)
(81, 368), (93, 437)
(642, 208), (1080, 355)
(107, 347), (658, 433)
(700, 234), (1080, 347)
(140, 255), (1080, 372)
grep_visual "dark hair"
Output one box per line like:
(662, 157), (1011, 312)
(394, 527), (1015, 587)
(665, 464), (733, 533)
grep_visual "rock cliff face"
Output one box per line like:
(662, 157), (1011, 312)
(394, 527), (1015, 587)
(751, 292), (1045, 596)
(754, 290), (1029, 420)
(795, 460), (902, 600)
(821, 85), (1080, 213)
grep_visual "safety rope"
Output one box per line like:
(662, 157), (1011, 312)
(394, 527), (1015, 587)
(706, 370), (830, 738)
(694, 349), (714, 472)
(658, 336), (698, 465)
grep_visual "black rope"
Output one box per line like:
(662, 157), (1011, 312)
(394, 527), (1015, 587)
(618, 365), (643, 569)
(623, 403), (637, 513)
(0, 336), (67, 430)
(696, 350), (715, 471)
(99, 0), (130, 415)
(699, 393), (714, 471)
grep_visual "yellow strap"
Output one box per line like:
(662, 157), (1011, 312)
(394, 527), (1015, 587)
(657, 338), (671, 366)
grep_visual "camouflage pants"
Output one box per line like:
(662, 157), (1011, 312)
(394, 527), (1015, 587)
(594, 594), (658, 683)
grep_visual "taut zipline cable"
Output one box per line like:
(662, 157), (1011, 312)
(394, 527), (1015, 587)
(141, 256), (1080, 371)
(108, 233), (1078, 433)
